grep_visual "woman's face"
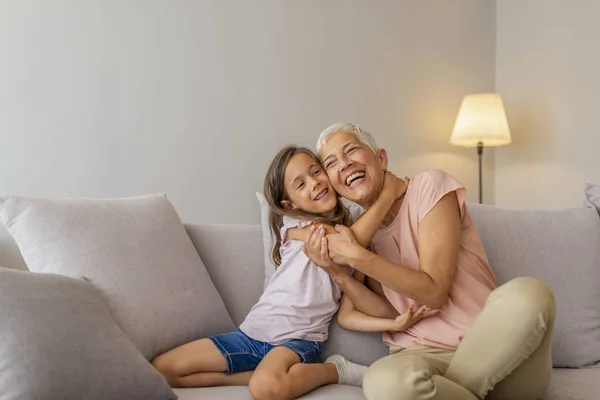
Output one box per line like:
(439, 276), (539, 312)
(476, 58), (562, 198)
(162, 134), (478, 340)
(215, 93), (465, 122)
(319, 131), (387, 208)
(282, 152), (338, 215)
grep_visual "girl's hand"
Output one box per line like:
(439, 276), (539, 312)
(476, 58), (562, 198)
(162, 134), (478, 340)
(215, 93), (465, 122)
(304, 225), (347, 279)
(326, 225), (364, 266)
(381, 172), (410, 200)
(391, 305), (441, 332)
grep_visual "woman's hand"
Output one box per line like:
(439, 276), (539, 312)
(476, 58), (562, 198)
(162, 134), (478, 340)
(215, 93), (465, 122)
(381, 172), (410, 201)
(391, 305), (441, 332)
(304, 225), (347, 279)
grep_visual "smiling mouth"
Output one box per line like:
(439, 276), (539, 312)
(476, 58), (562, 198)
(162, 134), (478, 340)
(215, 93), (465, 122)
(345, 171), (366, 187)
(314, 188), (328, 201)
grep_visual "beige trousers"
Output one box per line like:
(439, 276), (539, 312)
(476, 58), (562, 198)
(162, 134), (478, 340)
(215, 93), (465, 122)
(363, 277), (556, 400)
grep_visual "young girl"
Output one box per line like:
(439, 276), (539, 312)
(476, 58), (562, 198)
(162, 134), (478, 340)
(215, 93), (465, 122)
(152, 146), (435, 399)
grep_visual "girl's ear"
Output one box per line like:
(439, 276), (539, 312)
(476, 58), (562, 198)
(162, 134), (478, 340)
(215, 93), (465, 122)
(281, 199), (294, 209)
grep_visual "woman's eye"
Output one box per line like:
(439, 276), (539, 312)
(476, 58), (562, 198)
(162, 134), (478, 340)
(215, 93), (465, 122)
(325, 161), (336, 169)
(347, 147), (358, 154)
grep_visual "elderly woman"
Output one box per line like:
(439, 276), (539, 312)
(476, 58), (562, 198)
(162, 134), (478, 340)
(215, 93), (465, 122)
(305, 122), (555, 400)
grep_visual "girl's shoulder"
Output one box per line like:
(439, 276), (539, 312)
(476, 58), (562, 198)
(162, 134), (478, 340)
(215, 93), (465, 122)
(281, 215), (312, 232)
(280, 215), (313, 245)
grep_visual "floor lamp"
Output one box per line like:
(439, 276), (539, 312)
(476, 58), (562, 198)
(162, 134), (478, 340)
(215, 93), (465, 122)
(450, 93), (512, 204)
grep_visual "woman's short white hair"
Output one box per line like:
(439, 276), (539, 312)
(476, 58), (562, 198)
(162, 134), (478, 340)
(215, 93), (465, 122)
(316, 122), (378, 154)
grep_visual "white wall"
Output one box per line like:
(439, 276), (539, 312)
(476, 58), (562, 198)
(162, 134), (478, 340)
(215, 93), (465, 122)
(495, 0), (600, 209)
(0, 1), (495, 232)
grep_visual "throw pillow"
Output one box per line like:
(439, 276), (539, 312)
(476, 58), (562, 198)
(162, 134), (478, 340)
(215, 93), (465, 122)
(341, 197), (366, 221)
(0, 267), (176, 400)
(0, 194), (235, 361)
(585, 183), (600, 213)
(256, 192), (276, 289)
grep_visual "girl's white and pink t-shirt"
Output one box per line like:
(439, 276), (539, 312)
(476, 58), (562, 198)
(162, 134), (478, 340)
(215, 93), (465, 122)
(370, 169), (498, 350)
(239, 216), (341, 345)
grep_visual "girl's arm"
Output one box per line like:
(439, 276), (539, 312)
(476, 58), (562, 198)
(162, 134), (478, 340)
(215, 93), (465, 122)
(349, 173), (408, 248)
(287, 173), (408, 245)
(337, 289), (440, 333)
(337, 293), (399, 332)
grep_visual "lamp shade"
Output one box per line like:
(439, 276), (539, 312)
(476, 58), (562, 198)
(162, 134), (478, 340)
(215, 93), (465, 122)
(450, 93), (512, 147)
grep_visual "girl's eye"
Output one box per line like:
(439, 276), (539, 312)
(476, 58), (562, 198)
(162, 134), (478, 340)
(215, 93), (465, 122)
(297, 182), (305, 190)
(313, 169), (321, 176)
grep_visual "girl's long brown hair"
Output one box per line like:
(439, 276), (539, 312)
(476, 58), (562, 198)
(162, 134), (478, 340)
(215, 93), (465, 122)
(264, 145), (352, 267)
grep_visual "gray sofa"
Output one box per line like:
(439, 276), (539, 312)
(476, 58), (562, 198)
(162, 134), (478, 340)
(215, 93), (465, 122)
(175, 202), (600, 400)
(2, 199), (600, 399)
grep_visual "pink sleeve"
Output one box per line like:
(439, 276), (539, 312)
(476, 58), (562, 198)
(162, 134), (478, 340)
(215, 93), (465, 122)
(415, 170), (466, 223)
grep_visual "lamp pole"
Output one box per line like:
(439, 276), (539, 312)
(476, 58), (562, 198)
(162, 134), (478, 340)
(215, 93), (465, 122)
(477, 141), (483, 204)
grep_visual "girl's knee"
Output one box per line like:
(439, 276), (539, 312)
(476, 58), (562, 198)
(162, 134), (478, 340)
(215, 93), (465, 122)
(151, 354), (180, 387)
(151, 353), (171, 375)
(249, 372), (292, 400)
(151, 352), (195, 387)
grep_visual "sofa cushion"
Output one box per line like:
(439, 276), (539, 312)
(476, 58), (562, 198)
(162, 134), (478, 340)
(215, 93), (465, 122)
(468, 203), (600, 368)
(341, 197), (367, 221)
(185, 223), (264, 327)
(256, 192), (276, 289)
(0, 267), (176, 400)
(185, 222), (389, 368)
(0, 194), (234, 361)
(174, 384), (364, 399)
(585, 183), (600, 213)
(0, 226), (27, 270)
(544, 367), (600, 400)
(322, 318), (389, 366)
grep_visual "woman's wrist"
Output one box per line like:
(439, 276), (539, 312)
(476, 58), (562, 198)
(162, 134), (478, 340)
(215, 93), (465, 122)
(347, 245), (371, 269)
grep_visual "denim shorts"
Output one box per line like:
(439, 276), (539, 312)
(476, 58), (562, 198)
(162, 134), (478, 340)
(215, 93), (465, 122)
(208, 329), (324, 374)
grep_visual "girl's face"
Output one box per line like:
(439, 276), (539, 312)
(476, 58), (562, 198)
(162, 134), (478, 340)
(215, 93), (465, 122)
(282, 152), (338, 215)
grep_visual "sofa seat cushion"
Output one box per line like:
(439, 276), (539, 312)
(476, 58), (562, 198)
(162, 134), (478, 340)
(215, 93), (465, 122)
(174, 384), (364, 399)
(544, 367), (600, 400)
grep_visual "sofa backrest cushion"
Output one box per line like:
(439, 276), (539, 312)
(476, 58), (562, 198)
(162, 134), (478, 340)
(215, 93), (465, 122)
(186, 222), (389, 366)
(468, 203), (600, 367)
(185, 223), (265, 327)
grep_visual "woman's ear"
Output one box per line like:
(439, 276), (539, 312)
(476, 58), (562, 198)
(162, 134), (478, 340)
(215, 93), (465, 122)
(377, 148), (388, 170)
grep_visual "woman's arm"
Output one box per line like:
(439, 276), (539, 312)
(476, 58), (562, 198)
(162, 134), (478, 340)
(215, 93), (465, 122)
(327, 191), (461, 309)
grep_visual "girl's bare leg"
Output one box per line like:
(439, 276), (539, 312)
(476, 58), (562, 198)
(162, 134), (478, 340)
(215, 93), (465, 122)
(152, 338), (253, 388)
